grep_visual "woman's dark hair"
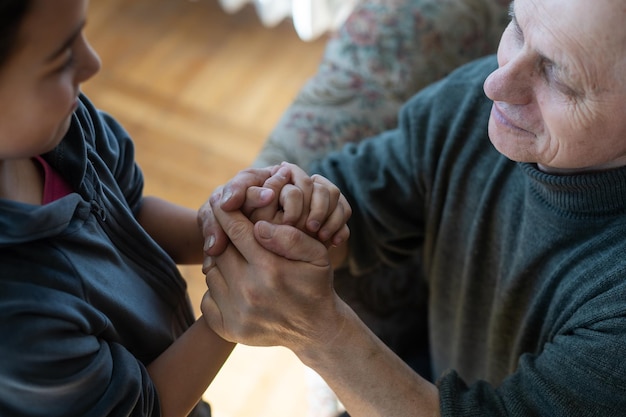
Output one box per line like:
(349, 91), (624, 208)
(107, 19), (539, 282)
(0, 0), (33, 68)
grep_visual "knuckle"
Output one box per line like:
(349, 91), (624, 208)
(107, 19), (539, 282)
(227, 219), (250, 241)
(265, 173), (286, 187)
(343, 200), (352, 219)
(238, 167), (262, 178)
(283, 184), (303, 199)
(311, 173), (330, 186)
(300, 175), (314, 189)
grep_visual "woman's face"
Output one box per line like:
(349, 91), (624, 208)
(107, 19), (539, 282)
(483, 0), (626, 173)
(0, 0), (100, 160)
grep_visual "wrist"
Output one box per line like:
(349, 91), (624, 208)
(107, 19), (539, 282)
(294, 298), (355, 368)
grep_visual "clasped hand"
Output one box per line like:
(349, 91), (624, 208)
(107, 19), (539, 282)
(197, 162), (351, 353)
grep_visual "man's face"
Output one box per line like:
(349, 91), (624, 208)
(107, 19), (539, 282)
(483, 0), (626, 173)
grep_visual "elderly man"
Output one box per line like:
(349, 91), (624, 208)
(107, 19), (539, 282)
(200, 0), (626, 415)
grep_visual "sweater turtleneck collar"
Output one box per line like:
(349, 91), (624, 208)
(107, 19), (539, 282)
(520, 162), (626, 219)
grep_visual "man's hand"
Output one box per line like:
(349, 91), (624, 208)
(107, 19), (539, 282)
(200, 199), (440, 417)
(200, 199), (344, 352)
(198, 166), (278, 256)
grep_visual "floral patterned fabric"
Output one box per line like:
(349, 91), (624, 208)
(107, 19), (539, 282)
(254, 0), (510, 169)
(252, 0), (511, 375)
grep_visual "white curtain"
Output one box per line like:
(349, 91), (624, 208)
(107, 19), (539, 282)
(218, 0), (359, 41)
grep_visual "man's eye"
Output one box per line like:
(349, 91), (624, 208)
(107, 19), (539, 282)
(512, 21), (523, 42)
(541, 63), (562, 88)
(541, 62), (580, 98)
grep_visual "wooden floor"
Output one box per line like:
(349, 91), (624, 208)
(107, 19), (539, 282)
(82, 1), (328, 416)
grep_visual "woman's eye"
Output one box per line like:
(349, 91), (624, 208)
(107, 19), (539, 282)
(54, 49), (75, 73)
(60, 53), (75, 71)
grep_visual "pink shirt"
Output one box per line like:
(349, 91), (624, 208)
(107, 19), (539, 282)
(34, 156), (73, 204)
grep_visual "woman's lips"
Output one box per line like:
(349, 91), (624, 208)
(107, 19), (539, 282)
(70, 96), (79, 112)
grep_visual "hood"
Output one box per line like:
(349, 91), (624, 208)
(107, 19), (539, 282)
(0, 194), (90, 247)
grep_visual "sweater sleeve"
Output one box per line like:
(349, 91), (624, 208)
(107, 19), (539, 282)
(98, 111), (144, 214)
(313, 126), (429, 276)
(309, 56), (497, 275)
(0, 280), (160, 417)
(438, 289), (626, 416)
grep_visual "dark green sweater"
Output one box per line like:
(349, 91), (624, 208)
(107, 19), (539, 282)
(312, 56), (626, 416)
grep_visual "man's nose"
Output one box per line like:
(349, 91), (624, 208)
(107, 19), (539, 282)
(484, 55), (535, 105)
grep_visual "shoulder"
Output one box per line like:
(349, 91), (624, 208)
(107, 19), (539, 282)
(60, 94), (143, 210)
(446, 55), (499, 85)
(401, 55), (497, 119)
(70, 94), (132, 150)
(393, 55), (498, 168)
(47, 93), (141, 180)
(51, 94), (134, 170)
(435, 54), (498, 92)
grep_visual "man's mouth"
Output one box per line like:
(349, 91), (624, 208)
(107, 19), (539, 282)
(491, 103), (531, 134)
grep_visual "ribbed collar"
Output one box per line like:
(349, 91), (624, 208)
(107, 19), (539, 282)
(520, 162), (626, 219)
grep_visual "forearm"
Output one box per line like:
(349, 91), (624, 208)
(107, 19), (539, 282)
(298, 303), (440, 417)
(147, 318), (235, 417)
(138, 196), (204, 264)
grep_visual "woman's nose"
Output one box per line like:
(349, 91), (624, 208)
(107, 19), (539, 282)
(76, 36), (101, 84)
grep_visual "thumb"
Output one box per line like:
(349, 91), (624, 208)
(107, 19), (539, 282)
(254, 221), (329, 267)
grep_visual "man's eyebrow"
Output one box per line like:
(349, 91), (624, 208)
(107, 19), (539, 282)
(508, 1), (523, 38)
(45, 20), (86, 62)
(507, 2), (572, 83)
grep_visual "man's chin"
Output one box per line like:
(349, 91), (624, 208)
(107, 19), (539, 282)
(488, 120), (541, 163)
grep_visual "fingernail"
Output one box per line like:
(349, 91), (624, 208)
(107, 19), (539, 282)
(221, 190), (232, 204)
(308, 220), (321, 232)
(210, 191), (221, 205)
(259, 188), (273, 201)
(204, 235), (215, 252)
(257, 221), (273, 239)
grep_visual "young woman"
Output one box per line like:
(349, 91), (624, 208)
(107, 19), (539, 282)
(0, 1), (349, 416)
